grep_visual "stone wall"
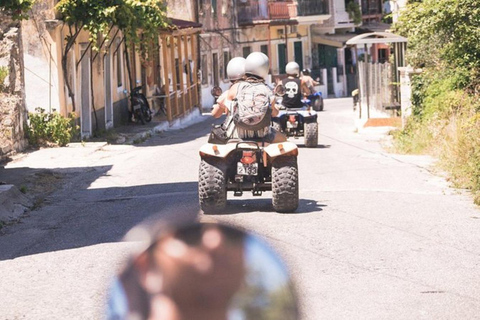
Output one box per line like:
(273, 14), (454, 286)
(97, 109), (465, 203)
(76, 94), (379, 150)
(0, 15), (28, 161)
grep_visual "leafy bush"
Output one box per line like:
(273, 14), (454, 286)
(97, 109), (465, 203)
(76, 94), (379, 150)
(391, 0), (480, 203)
(0, 66), (8, 92)
(27, 108), (79, 147)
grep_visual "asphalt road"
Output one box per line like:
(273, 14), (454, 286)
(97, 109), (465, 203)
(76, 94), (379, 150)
(1, 98), (480, 319)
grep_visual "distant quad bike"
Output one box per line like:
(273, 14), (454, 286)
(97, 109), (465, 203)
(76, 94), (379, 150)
(271, 84), (319, 148)
(198, 88), (299, 214)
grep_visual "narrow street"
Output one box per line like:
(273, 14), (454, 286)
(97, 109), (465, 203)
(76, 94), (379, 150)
(1, 98), (480, 320)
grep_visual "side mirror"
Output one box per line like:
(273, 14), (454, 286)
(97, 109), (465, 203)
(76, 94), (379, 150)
(275, 84), (286, 96)
(106, 222), (299, 320)
(211, 86), (223, 98)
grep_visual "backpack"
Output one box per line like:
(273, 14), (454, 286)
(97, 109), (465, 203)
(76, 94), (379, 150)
(232, 80), (272, 139)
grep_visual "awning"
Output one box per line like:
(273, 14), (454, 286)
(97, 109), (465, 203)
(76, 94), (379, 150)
(161, 18), (202, 35)
(346, 32), (407, 45)
(312, 32), (359, 48)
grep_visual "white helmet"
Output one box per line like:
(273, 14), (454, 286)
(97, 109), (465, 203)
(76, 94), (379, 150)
(285, 61), (300, 76)
(226, 57), (246, 82)
(245, 52), (270, 79)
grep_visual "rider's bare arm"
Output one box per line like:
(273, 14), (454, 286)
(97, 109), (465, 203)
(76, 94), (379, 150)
(211, 92), (229, 118)
(271, 97), (279, 117)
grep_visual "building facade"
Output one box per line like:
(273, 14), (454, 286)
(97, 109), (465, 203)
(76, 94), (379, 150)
(21, 0), (202, 138)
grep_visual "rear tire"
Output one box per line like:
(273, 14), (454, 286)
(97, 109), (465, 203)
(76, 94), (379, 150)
(199, 158), (227, 214)
(313, 97), (322, 111)
(272, 156), (299, 213)
(136, 109), (146, 125)
(142, 105), (152, 123)
(304, 122), (318, 148)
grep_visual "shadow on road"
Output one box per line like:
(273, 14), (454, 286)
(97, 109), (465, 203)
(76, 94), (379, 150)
(204, 198), (325, 215)
(0, 169), (200, 261)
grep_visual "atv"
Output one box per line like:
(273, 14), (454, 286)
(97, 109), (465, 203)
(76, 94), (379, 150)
(199, 140), (299, 214)
(198, 88), (299, 214)
(271, 85), (319, 148)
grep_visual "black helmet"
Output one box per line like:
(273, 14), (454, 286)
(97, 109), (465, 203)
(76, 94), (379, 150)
(302, 68), (311, 76)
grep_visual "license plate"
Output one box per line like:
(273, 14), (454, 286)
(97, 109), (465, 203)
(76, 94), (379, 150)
(237, 162), (258, 175)
(133, 104), (141, 110)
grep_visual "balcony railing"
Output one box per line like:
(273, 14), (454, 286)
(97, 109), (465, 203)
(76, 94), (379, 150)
(297, 0), (328, 16)
(361, 0), (382, 15)
(268, 1), (297, 20)
(237, 0), (270, 25)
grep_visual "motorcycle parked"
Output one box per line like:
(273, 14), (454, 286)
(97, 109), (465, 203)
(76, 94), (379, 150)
(199, 88), (299, 214)
(125, 85), (152, 125)
(271, 85), (319, 148)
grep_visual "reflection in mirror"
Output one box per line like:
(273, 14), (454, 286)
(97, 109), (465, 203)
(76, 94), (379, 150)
(211, 86), (223, 98)
(274, 84), (286, 97)
(106, 222), (299, 320)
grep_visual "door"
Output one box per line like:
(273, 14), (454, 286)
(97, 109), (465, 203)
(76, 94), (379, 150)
(278, 43), (286, 74)
(294, 41), (303, 70)
(104, 52), (113, 129)
(212, 53), (219, 86)
(80, 44), (91, 138)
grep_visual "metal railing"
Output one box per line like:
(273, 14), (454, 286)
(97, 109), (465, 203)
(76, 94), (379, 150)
(268, 1), (297, 20)
(237, 0), (270, 25)
(297, 0), (329, 16)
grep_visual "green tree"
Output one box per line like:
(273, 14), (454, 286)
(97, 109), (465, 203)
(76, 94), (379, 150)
(0, 0), (35, 20)
(54, 0), (170, 112)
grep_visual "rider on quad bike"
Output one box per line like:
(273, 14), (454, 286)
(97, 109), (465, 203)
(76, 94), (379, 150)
(301, 68), (323, 111)
(199, 53), (298, 214)
(212, 53), (286, 144)
(272, 62), (319, 148)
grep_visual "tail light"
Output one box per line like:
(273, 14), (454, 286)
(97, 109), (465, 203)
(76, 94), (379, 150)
(240, 151), (256, 164)
(289, 115), (296, 123)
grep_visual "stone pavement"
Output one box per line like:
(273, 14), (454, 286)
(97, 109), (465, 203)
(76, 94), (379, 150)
(0, 108), (207, 224)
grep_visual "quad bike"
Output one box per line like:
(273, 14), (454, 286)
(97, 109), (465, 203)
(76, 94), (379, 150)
(271, 84), (318, 148)
(198, 88), (299, 214)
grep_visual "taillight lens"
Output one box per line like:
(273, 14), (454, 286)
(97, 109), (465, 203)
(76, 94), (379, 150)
(240, 151), (256, 164)
(289, 115), (296, 123)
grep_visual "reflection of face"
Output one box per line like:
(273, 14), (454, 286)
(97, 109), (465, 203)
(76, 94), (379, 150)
(151, 226), (246, 310)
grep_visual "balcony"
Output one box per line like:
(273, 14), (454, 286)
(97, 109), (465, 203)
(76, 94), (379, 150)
(268, 1), (297, 20)
(297, 0), (329, 16)
(237, 0), (270, 26)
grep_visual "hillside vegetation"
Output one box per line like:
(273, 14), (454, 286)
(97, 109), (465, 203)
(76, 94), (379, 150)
(391, 0), (480, 203)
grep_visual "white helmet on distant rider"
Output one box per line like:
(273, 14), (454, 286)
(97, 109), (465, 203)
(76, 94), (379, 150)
(285, 61), (300, 77)
(226, 57), (246, 82)
(244, 52), (270, 80)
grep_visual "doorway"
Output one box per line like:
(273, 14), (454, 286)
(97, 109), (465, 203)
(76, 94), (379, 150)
(80, 44), (91, 138)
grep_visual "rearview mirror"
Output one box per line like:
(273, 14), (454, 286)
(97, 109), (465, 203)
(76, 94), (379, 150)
(106, 222), (300, 320)
(274, 84), (286, 96)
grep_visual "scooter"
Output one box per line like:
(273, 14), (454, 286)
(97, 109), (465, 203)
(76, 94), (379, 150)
(271, 85), (319, 148)
(198, 88), (300, 214)
(125, 85), (152, 125)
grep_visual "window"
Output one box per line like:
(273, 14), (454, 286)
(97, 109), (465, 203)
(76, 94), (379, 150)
(242, 46), (251, 58)
(201, 55), (208, 85)
(212, 53), (219, 86)
(115, 40), (123, 88)
(223, 51), (231, 80)
(212, 0), (217, 16)
(260, 45), (268, 57)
